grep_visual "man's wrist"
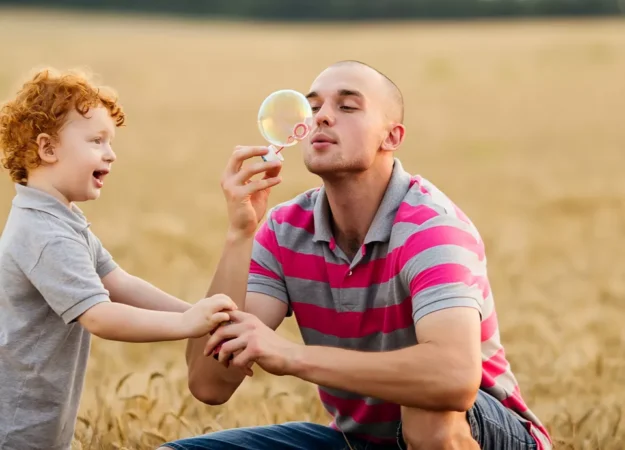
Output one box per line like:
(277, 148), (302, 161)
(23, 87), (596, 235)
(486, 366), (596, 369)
(287, 344), (311, 378)
(225, 227), (256, 244)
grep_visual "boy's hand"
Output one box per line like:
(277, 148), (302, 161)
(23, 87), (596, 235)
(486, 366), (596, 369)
(220, 146), (282, 239)
(181, 294), (238, 339)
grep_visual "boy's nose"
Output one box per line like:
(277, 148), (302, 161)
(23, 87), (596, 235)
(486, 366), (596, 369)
(104, 148), (117, 162)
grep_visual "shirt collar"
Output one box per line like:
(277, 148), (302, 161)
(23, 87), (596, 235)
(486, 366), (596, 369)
(12, 184), (91, 232)
(312, 158), (412, 245)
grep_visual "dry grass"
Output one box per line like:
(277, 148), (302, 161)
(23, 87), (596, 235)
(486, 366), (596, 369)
(0, 7), (624, 449)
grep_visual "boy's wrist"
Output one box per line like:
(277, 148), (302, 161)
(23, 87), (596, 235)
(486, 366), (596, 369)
(174, 310), (191, 340)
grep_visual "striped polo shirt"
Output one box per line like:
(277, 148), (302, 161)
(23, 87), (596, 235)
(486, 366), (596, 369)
(247, 158), (552, 449)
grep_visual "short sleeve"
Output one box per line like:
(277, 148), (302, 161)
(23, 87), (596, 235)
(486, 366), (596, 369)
(400, 213), (486, 324)
(89, 231), (118, 278)
(29, 237), (111, 324)
(247, 215), (291, 316)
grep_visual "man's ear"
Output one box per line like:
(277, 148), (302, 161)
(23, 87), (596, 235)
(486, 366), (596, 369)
(36, 133), (58, 164)
(380, 123), (405, 152)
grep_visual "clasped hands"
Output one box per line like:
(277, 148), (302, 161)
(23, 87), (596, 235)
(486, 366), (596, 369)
(204, 310), (300, 378)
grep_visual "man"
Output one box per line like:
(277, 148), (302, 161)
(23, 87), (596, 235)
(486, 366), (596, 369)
(159, 61), (552, 450)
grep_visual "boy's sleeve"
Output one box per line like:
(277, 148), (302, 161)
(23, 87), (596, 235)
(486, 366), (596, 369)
(247, 213), (291, 316)
(90, 231), (118, 278)
(400, 213), (486, 324)
(28, 237), (111, 324)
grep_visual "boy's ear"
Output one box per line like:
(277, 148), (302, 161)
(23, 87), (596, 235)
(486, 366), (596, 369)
(36, 133), (58, 164)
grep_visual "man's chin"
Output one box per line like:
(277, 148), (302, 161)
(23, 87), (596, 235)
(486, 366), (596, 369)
(304, 155), (363, 177)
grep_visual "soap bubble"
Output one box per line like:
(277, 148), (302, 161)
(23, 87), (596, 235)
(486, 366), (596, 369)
(257, 89), (313, 161)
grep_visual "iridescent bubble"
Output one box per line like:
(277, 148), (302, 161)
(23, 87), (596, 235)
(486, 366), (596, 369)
(257, 89), (313, 162)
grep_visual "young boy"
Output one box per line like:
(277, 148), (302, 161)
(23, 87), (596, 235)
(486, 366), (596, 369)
(0, 68), (235, 450)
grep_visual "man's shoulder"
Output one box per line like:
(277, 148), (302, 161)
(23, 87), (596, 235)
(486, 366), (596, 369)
(265, 187), (319, 228)
(392, 174), (482, 242)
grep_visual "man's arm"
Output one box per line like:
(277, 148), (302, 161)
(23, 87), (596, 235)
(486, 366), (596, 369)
(288, 213), (485, 410)
(102, 267), (192, 313)
(289, 307), (482, 411)
(186, 233), (288, 405)
(185, 145), (287, 405)
(208, 212), (486, 410)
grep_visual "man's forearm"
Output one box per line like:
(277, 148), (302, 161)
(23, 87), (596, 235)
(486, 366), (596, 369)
(186, 231), (255, 404)
(289, 344), (481, 411)
(203, 230), (254, 306)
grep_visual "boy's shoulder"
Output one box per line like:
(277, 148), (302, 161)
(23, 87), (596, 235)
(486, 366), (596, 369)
(2, 186), (93, 273)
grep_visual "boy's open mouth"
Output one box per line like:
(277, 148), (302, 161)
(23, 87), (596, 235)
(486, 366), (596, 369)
(92, 170), (109, 186)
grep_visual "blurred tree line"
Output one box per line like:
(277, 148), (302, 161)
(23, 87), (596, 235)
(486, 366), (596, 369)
(0, 0), (622, 19)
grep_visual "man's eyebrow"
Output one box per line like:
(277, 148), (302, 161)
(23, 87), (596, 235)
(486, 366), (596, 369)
(305, 89), (364, 100)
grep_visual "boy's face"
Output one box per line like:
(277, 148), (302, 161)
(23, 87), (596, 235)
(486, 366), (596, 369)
(39, 106), (117, 203)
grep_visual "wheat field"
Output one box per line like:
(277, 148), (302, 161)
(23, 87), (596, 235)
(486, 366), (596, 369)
(0, 7), (624, 449)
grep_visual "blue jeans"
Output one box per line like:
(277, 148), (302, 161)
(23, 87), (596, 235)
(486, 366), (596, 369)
(161, 390), (537, 450)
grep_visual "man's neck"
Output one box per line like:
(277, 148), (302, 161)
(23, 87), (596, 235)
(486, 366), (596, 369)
(324, 161), (394, 260)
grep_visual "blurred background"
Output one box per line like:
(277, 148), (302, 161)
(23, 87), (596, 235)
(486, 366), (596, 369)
(0, 1), (624, 449)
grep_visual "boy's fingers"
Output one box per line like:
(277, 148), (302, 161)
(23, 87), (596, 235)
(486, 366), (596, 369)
(208, 295), (238, 312)
(209, 312), (230, 327)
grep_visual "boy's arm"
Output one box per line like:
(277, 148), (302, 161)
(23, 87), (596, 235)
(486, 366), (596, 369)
(91, 231), (191, 313)
(26, 237), (233, 342)
(77, 296), (233, 342)
(101, 267), (191, 313)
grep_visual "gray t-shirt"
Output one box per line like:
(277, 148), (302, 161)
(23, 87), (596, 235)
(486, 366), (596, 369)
(0, 184), (117, 450)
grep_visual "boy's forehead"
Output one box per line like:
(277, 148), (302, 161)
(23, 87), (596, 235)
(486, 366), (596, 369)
(64, 106), (115, 131)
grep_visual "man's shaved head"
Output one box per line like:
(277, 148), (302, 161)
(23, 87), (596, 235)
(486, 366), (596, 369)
(302, 60), (406, 178)
(327, 60), (404, 123)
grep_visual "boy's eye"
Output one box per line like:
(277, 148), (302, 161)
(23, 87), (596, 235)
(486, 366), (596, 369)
(94, 138), (102, 144)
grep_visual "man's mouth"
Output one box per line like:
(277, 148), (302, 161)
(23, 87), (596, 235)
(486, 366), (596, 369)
(311, 133), (338, 149)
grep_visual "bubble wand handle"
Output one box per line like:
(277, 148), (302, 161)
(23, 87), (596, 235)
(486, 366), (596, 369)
(262, 122), (310, 161)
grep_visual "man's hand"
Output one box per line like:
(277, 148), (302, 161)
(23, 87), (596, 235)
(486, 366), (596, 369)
(203, 310), (301, 377)
(221, 146), (283, 239)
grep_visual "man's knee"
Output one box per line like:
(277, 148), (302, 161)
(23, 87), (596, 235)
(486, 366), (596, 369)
(402, 427), (478, 450)
(400, 406), (478, 450)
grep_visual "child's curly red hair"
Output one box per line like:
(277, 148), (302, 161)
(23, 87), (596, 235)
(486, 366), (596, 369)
(0, 68), (125, 184)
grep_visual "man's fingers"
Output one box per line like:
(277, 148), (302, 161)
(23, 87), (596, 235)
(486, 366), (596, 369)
(240, 177), (282, 196)
(224, 146), (271, 177)
(218, 335), (248, 366)
(231, 347), (256, 374)
(204, 322), (247, 355)
(232, 159), (282, 187)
